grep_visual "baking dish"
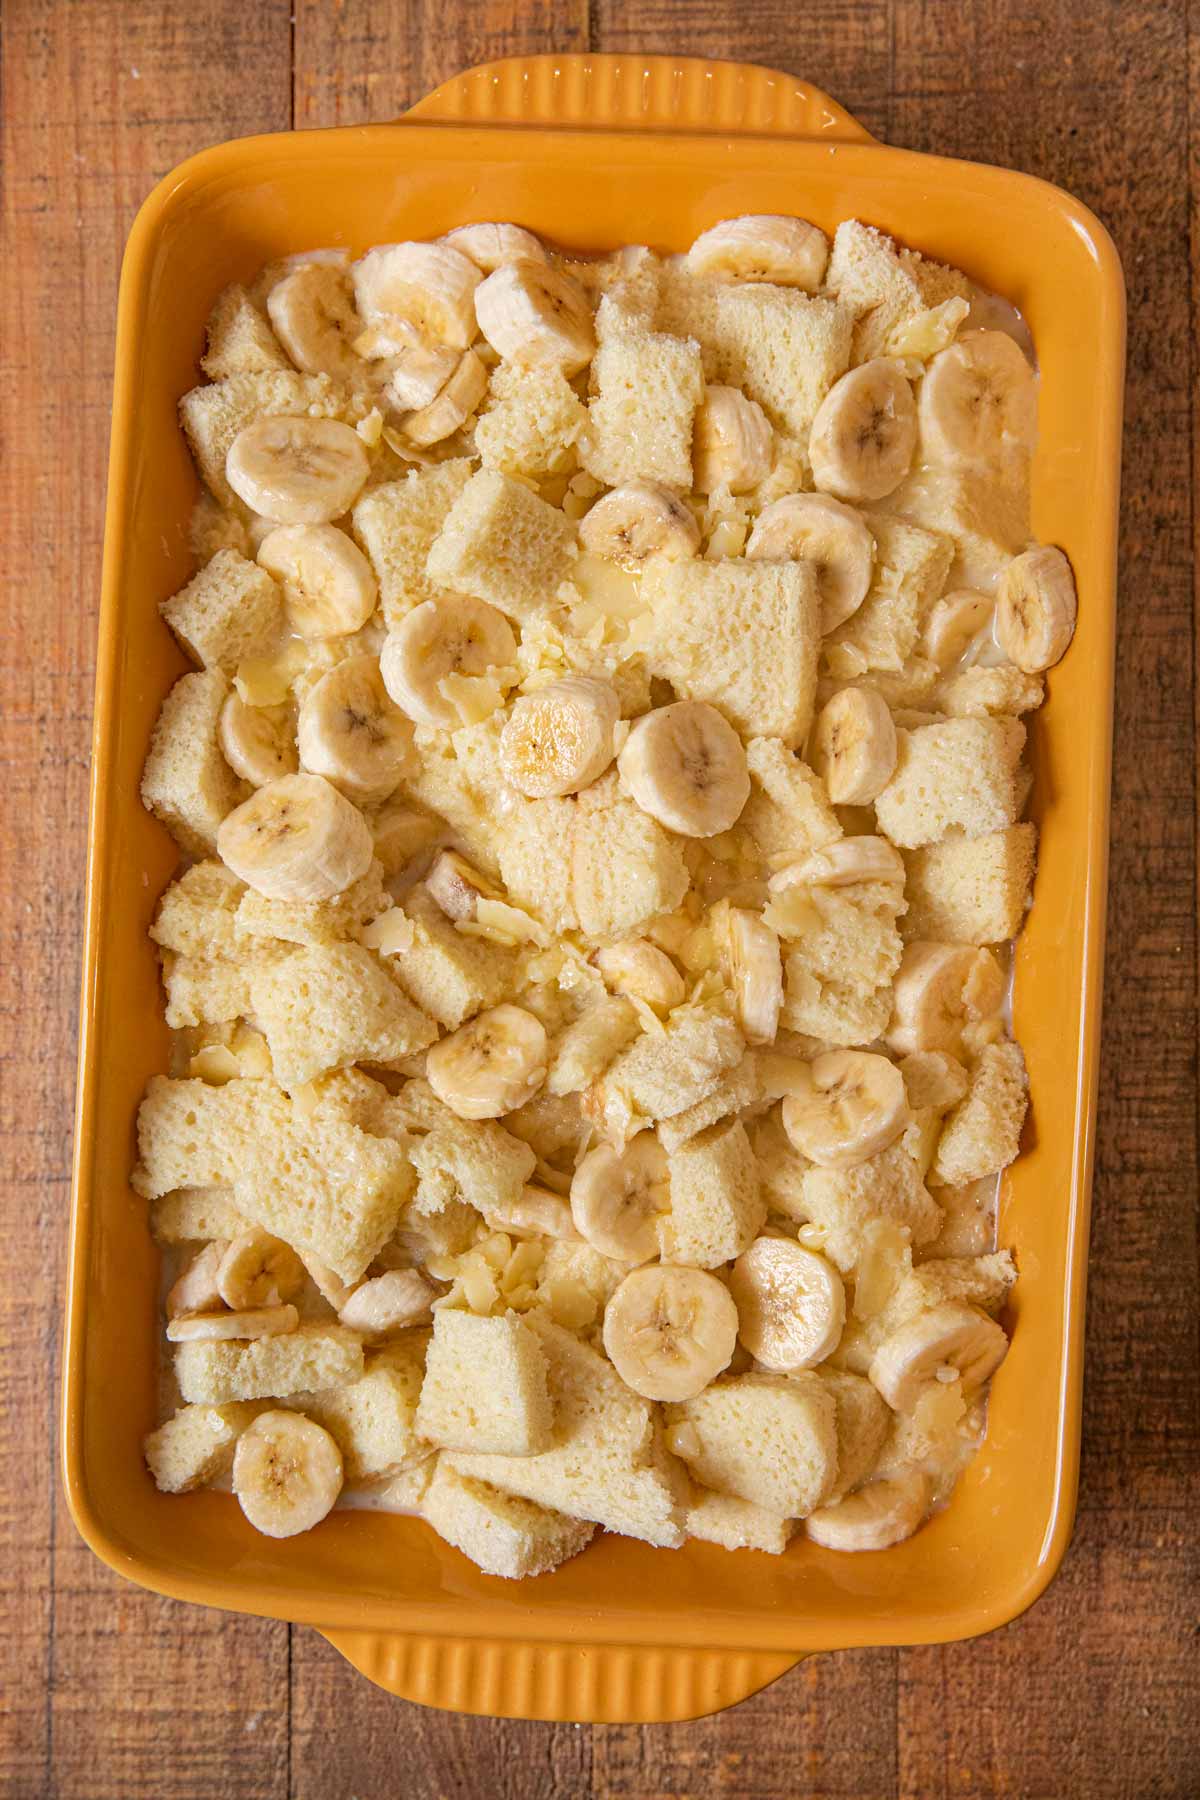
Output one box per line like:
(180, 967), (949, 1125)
(64, 54), (1124, 1723)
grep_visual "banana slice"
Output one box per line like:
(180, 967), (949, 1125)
(869, 1301), (1009, 1411)
(886, 942), (1000, 1056)
(570, 1132), (669, 1264)
(338, 1269), (436, 1337)
(809, 361), (917, 503)
(918, 329), (1037, 464)
(297, 653), (414, 803)
(370, 799), (444, 876)
(618, 701), (750, 838)
(216, 1229), (305, 1310)
(746, 492), (874, 633)
(266, 263), (363, 380)
(692, 385), (773, 494)
(352, 241), (481, 350)
(686, 214), (829, 291)
(996, 545), (1077, 672)
(770, 836), (905, 891)
(166, 1241), (228, 1319)
(425, 849), (500, 921)
(485, 1182), (579, 1240)
(256, 523), (377, 639)
(232, 1409), (343, 1538)
(499, 676), (620, 798)
(810, 688), (898, 805)
(603, 1264), (738, 1402)
(806, 1468), (931, 1552)
(380, 597), (517, 728)
(474, 261), (596, 374)
(722, 908), (783, 1045)
(385, 342), (463, 411)
(923, 588), (993, 666)
(782, 1050), (910, 1169)
(166, 1305), (300, 1342)
(443, 222), (547, 273)
(218, 693), (296, 787)
(217, 772), (374, 902)
(400, 350), (488, 448)
(226, 417), (370, 526)
(426, 1003), (548, 1119)
(578, 481), (701, 563)
(594, 938), (686, 1012)
(728, 1236), (845, 1372)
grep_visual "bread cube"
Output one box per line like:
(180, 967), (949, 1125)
(448, 1314), (685, 1546)
(200, 284), (290, 379)
(826, 220), (969, 363)
(895, 1250), (1016, 1321)
(888, 461), (1031, 593)
(875, 718), (1027, 849)
(711, 286), (853, 452)
(141, 668), (247, 858)
(180, 371), (358, 508)
(248, 943), (436, 1089)
(818, 1368), (890, 1502)
(932, 1040), (1028, 1187)
(801, 1142), (944, 1274)
(495, 798), (577, 934)
(902, 823), (1037, 945)
(161, 951), (255, 1030)
(685, 1486), (795, 1554)
(175, 1321), (364, 1405)
(824, 514), (953, 675)
(666, 1371), (838, 1517)
(151, 860), (245, 959)
(475, 360), (587, 477)
(351, 460), (474, 624)
(657, 1050), (760, 1152)
(932, 666), (1045, 720)
(776, 881), (905, 1047)
(296, 1336), (429, 1481)
(742, 738), (841, 860)
(643, 559), (820, 747)
(417, 1311), (552, 1456)
(535, 1238), (630, 1330)
(747, 1107), (812, 1221)
(234, 859), (390, 948)
(589, 1007), (746, 1139)
(659, 1119), (765, 1268)
(571, 798), (689, 942)
(422, 1461), (594, 1579)
(579, 310), (705, 489)
(388, 886), (518, 1028)
(425, 469), (576, 623)
(149, 1186), (251, 1246)
(409, 1107), (535, 1230)
(654, 259), (725, 371)
(384, 1455), (437, 1511)
(144, 1401), (261, 1493)
(159, 549), (284, 676)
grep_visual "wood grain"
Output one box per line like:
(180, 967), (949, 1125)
(1, 1), (1197, 1796)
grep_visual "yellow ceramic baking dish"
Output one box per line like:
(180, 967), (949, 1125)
(64, 55), (1124, 1723)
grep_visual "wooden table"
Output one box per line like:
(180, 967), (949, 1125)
(2, 1), (1197, 1794)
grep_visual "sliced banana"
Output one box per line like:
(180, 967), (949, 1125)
(546, 995), (639, 1097)
(806, 1468), (931, 1552)
(570, 1133), (669, 1264)
(918, 329), (1037, 464)
(370, 799), (444, 876)
(297, 653), (414, 803)
(686, 215), (828, 291)
(266, 263), (363, 380)
(380, 597), (517, 729)
(474, 260), (596, 374)
(217, 772), (374, 902)
(722, 908), (783, 1045)
(809, 360), (917, 503)
(603, 1264), (738, 1402)
(385, 342), (462, 411)
(578, 481), (701, 563)
(923, 588), (993, 666)
(692, 385), (773, 494)
(728, 1236), (846, 1372)
(810, 688), (898, 805)
(996, 545), (1077, 672)
(352, 241), (481, 349)
(216, 1229), (305, 1311)
(219, 693), (297, 787)
(425, 849), (499, 921)
(745, 492), (874, 634)
(232, 1409), (343, 1538)
(226, 417), (370, 526)
(886, 943), (1002, 1056)
(485, 1182), (578, 1240)
(443, 222), (547, 273)
(769, 836), (905, 891)
(400, 349), (488, 448)
(426, 1003), (548, 1120)
(166, 1304), (300, 1342)
(594, 938), (686, 1012)
(782, 1050), (910, 1170)
(869, 1301), (1009, 1411)
(499, 676), (620, 798)
(256, 523), (377, 639)
(338, 1269), (436, 1337)
(618, 701), (750, 838)
(165, 1240), (228, 1319)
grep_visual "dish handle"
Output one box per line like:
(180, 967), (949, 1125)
(402, 52), (875, 144)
